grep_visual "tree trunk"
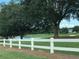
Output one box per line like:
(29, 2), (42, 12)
(53, 24), (59, 38)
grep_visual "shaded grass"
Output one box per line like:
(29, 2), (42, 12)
(25, 33), (53, 39)
(0, 48), (47, 59)
(54, 42), (79, 48)
(55, 50), (79, 56)
(25, 33), (79, 39)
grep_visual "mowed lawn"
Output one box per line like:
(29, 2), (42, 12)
(0, 47), (47, 59)
(25, 33), (79, 38)
(25, 33), (53, 39)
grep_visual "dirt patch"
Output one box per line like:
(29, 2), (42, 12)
(0, 46), (79, 59)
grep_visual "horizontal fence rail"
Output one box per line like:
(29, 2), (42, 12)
(0, 38), (79, 54)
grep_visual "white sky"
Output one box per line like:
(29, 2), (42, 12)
(60, 19), (79, 28)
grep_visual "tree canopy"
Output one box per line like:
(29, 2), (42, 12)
(0, 1), (32, 39)
(0, 0), (79, 38)
(21, 0), (79, 38)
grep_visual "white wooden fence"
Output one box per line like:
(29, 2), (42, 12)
(0, 38), (79, 54)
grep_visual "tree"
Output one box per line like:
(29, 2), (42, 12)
(31, 19), (53, 33)
(0, 1), (32, 39)
(60, 28), (68, 34)
(21, 0), (79, 38)
(73, 26), (79, 33)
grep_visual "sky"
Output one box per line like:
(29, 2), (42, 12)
(0, 0), (79, 28)
(0, 0), (10, 4)
(60, 19), (79, 28)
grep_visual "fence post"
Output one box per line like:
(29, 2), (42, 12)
(31, 38), (34, 51)
(19, 39), (21, 49)
(50, 38), (54, 54)
(3, 39), (6, 47)
(10, 39), (12, 48)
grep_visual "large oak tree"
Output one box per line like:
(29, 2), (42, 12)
(22, 0), (79, 38)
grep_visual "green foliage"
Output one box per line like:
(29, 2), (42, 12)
(73, 26), (79, 32)
(21, 0), (79, 38)
(0, 1), (32, 38)
(60, 28), (68, 34)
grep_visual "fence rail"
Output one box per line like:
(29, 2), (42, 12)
(0, 38), (79, 54)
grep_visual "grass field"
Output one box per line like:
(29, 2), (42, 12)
(0, 47), (47, 59)
(25, 33), (79, 39)
(25, 33), (53, 39)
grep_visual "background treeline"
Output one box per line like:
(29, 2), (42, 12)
(60, 26), (79, 34)
(0, 0), (52, 39)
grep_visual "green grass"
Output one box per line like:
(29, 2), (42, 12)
(55, 42), (79, 48)
(0, 48), (47, 59)
(25, 33), (53, 39)
(25, 33), (79, 38)
(59, 33), (79, 36)
(55, 50), (79, 56)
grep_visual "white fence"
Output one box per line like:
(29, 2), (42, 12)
(0, 38), (79, 54)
